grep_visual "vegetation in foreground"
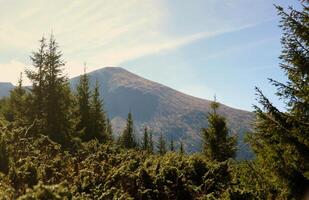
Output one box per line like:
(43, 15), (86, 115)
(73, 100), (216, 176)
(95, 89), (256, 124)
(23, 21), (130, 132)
(0, 1), (308, 199)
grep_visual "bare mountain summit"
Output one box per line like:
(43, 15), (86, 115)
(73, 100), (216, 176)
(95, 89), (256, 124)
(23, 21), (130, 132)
(70, 67), (255, 159)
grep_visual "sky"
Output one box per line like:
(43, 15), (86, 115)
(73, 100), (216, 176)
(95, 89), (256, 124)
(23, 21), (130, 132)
(0, 0), (300, 111)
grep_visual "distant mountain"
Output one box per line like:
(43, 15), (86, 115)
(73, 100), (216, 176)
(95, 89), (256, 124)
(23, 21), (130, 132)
(70, 67), (255, 159)
(0, 68), (255, 159)
(0, 82), (14, 98)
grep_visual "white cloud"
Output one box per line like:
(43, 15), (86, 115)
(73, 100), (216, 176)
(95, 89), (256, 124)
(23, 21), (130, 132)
(0, 60), (28, 85)
(0, 0), (263, 84)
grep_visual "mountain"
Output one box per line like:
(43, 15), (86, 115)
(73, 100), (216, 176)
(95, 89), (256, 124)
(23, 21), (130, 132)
(0, 82), (14, 98)
(0, 68), (254, 159)
(70, 67), (255, 159)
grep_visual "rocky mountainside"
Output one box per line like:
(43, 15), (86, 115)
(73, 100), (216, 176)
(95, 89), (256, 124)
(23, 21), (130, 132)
(70, 67), (255, 159)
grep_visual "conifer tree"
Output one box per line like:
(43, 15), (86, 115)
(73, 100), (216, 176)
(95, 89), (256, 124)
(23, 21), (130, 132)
(249, 2), (309, 198)
(26, 34), (73, 144)
(170, 140), (175, 152)
(202, 99), (236, 161)
(120, 112), (136, 149)
(142, 127), (149, 151)
(44, 35), (73, 143)
(26, 37), (46, 124)
(157, 133), (166, 155)
(76, 69), (91, 138)
(179, 141), (185, 155)
(148, 131), (154, 153)
(88, 80), (107, 142)
(106, 118), (113, 142)
(7, 73), (27, 124)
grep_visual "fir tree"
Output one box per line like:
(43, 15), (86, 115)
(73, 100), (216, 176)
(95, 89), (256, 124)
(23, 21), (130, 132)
(106, 118), (113, 142)
(89, 80), (107, 142)
(76, 68), (91, 139)
(26, 34), (73, 144)
(7, 73), (27, 124)
(148, 131), (154, 153)
(170, 140), (175, 152)
(157, 133), (166, 155)
(142, 127), (149, 151)
(249, 2), (309, 198)
(120, 112), (136, 149)
(179, 141), (185, 155)
(202, 99), (236, 161)
(25, 37), (46, 124)
(44, 34), (73, 144)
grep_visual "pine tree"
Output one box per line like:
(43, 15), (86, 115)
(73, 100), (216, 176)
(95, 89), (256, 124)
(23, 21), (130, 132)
(106, 118), (113, 142)
(76, 69), (91, 139)
(142, 127), (149, 151)
(148, 131), (154, 153)
(89, 80), (107, 142)
(179, 141), (185, 155)
(170, 140), (175, 152)
(7, 73), (27, 124)
(202, 99), (236, 161)
(120, 112), (136, 149)
(26, 37), (46, 124)
(26, 35), (73, 144)
(249, 3), (309, 198)
(44, 34), (73, 144)
(157, 133), (166, 155)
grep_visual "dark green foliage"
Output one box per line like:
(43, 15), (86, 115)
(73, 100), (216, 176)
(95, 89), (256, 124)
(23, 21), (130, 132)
(202, 100), (237, 162)
(142, 127), (149, 151)
(26, 35), (74, 144)
(249, 2), (309, 199)
(157, 133), (166, 155)
(76, 69), (92, 139)
(0, 134), (9, 174)
(0, 121), (237, 199)
(89, 80), (108, 142)
(148, 132), (154, 154)
(6, 74), (28, 125)
(179, 141), (185, 155)
(169, 140), (174, 152)
(106, 118), (113, 141)
(120, 112), (137, 149)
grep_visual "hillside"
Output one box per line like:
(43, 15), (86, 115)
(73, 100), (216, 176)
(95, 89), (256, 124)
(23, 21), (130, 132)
(0, 82), (14, 98)
(70, 67), (255, 159)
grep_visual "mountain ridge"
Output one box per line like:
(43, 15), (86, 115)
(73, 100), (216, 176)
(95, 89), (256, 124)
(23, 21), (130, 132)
(0, 67), (254, 159)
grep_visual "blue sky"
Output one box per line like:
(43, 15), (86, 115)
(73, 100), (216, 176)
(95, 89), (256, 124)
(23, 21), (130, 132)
(0, 0), (300, 111)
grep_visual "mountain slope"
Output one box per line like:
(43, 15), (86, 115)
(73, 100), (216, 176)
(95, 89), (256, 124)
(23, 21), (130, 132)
(70, 67), (255, 159)
(0, 82), (14, 98)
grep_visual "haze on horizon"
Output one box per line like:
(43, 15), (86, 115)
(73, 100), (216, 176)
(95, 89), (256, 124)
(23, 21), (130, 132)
(0, 0), (298, 111)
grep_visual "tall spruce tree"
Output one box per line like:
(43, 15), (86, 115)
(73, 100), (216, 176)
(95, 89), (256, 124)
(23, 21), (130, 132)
(179, 141), (185, 154)
(157, 133), (166, 155)
(7, 73), (27, 124)
(44, 35), (73, 143)
(142, 127), (149, 151)
(26, 37), (47, 129)
(76, 69), (91, 139)
(148, 131), (154, 153)
(26, 35), (73, 144)
(202, 99), (236, 161)
(249, 2), (309, 198)
(106, 118), (113, 142)
(120, 112), (136, 149)
(89, 80), (107, 142)
(170, 140), (175, 152)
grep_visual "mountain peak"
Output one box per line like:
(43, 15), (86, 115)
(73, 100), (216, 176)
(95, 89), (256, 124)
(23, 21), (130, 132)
(91, 67), (130, 75)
